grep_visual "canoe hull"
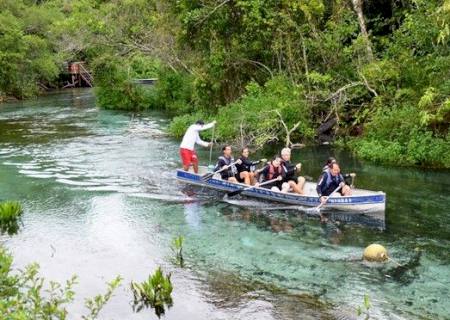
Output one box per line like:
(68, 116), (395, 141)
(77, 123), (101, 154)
(176, 170), (386, 213)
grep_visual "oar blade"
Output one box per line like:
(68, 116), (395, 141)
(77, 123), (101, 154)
(227, 189), (243, 197)
(200, 173), (214, 181)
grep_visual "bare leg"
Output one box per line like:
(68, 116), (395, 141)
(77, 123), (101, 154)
(228, 177), (238, 183)
(193, 162), (199, 174)
(249, 172), (256, 185)
(240, 172), (251, 185)
(183, 165), (189, 171)
(297, 176), (306, 191)
(342, 185), (352, 196)
(288, 180), (304, 195)
(281, 182), (291, 193)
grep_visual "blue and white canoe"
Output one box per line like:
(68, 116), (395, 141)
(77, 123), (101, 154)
(176, 168), (386, 213)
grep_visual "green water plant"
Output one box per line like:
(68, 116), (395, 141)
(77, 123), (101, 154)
(171, 235), (184, 267)
(82, 276), (122, 320)
(356, 293), (371, 319)
(131, 267), (173, 318)
(0, 246), (122, 319)
(0, 200), (23, 235)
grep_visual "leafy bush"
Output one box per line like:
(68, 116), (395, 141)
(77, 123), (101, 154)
(0, 246), (121, 319)
(215, 76), (314, 149)
(92, 54), (155, 110)
(168, 112), (210, 138)
(0, 200), (23, 235)
(131, 267), (173, 317)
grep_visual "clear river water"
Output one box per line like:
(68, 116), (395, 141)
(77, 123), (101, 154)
(0, 89), (449, 319)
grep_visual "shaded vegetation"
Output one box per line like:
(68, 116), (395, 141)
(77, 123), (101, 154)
(1, 0), (449, 167)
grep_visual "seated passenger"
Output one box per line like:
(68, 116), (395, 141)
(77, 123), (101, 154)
(323, 157), (356, 186)
(316, 162), (352, 203)
(256, 156), (285, 192)
(214, 145), (241, 183)
(280, 147), (305, 195)
(235, 147), (265, 185)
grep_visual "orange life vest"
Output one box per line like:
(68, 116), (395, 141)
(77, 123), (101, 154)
(266, 164), (282, 180)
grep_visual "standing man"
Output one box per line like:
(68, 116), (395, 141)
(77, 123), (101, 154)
(180, 120), (216, 173)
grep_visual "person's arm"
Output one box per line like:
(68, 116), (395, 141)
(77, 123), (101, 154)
(282, 163), (296, 178)
(195, 121), (216, 132)
(214, 158), (226, 172)
(195, 133), (210, 147)
(316, 173), (326, 197)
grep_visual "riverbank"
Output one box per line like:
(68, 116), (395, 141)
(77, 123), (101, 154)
(2, 0), (449, 169)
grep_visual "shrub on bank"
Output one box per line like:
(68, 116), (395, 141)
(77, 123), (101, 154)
(349, 105), (450, 168)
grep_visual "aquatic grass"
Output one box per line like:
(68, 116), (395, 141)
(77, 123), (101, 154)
(0, 201), (23, 235)
(171, 235), (184, 267)
(356, 294), (372, 319)
(131, 267), (173, 318)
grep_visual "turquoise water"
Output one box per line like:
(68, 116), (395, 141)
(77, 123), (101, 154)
(0, 89), (449, 319)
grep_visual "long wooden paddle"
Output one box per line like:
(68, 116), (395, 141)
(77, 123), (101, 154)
(201, 160), (239, 181)
(227, 176), (282, 197)
(308, 183), (344, 213)
(208, 126), (215, 168)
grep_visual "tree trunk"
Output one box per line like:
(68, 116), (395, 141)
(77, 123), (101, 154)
(351, 0), (373, 61)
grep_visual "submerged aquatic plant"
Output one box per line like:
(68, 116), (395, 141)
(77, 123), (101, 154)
(171, 235), (184, 267)
(356, 294), (371, 319)
(131, 267), (173, 318)
(0, 200), (23, 235)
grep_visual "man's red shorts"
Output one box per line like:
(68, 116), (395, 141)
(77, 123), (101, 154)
(180, 148), (198, 166)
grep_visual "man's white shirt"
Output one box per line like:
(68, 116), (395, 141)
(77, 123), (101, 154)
(179, 122), (214, 150)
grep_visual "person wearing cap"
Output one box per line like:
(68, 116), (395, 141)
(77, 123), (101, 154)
(180, 120), (216, 173)
(280, 147), (305, 194)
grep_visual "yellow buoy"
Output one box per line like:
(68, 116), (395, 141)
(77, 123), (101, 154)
(363, 244), (388, 262)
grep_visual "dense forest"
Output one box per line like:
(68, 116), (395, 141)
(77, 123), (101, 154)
(1, 0), (449, 168)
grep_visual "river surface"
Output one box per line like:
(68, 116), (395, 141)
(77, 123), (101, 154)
(0, 89), (449, 320)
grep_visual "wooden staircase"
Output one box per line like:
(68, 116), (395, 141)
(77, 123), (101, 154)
(64, 62), (94, 88)
(78, 63), (93, 87)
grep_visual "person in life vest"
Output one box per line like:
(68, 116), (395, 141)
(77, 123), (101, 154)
(323, 157), (356, 187)
(316, 162), (352, 203)
(214, 145), (241, 182)
(280, 147), (305, 195)
(256, 156), (285, 191)
(235, 147), (266, 185)
(180, 120), (216, 173)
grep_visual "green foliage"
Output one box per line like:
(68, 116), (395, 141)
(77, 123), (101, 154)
(0, 247), (77, 319)
(168, 112), (209, 138)
(92, 54), (156, 110)
(0, 200), (23, 235)
(0, 1), (61, 98)
(131, 267), (173, 318)
(171, 235), (184, 267)
(0, 246), (121, 319)
(82, 276), (122, 320)
(149, 69), (196, 113)
(1, 0), (450, 167)
(215, 76), (314, 149)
